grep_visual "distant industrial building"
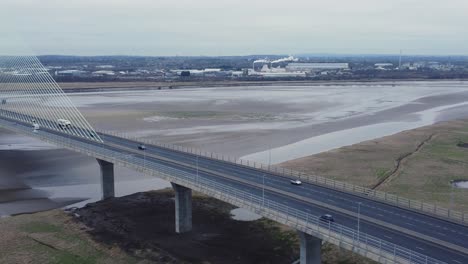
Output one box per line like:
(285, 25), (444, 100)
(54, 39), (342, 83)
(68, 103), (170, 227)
(55, 70), (87, 77)
(375, 63), (394, 70)
(92, 70), (115, 76)
(247, 69), (306, 78)
(96, 65), (115, 69)
(285, 63), (349, 72)
(172, 68), (223, 77)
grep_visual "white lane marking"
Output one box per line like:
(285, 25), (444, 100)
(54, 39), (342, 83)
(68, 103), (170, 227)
(384, 235), (392, 239)
(416, 247), (424, 251)
(452, 260), (462, 264)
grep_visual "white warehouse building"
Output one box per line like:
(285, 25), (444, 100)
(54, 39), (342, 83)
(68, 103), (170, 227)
(285, 63), (349, 72)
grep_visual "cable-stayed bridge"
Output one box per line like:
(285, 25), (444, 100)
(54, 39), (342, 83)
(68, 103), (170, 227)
(1, 56), (468, 264)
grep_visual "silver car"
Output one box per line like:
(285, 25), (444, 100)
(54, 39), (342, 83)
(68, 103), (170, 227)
(290, 179), (302, 185)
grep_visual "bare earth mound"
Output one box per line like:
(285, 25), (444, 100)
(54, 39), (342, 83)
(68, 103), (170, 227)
(73, 189), (376, 264)
(74, 189), (299, 264)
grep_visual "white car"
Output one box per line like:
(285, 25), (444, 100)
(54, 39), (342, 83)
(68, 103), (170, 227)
(57, 119), (72, 129)
(33, 123), (40, 130)
(290, 179), (302, 185)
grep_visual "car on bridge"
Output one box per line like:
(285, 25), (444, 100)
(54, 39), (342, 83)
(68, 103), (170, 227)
(138, 144), (147, 150)
(319, 214), (335, 223)
(31, 119), (40, 130)
(290, 179), (302, 185)
(57, 119), (72, 129)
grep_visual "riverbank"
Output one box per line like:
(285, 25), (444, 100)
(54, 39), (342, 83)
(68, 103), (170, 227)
(281, 119), (468, 212)
(0, 189), (374, 264)
(58, 80), (468, 93)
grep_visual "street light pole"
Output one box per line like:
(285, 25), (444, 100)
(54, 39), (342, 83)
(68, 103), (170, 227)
(196, 155), (199, 184)
(268, 146), (271, 169)
(262, 173), (265, 207)
(450, 180), (455, 213)
(143, 148), (146, 170)
(357, 202), (362, 244)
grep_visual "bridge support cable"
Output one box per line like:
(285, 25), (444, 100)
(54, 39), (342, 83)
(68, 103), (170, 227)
(0, 55), (103, 142)
(171, 182), (193, 233)
(12, 56), (56, 129)
(16, 55), (65, 132)
(298, 231), (322, 264)
(1, 56), (43, 125)
(97, 159), (115, 199)
(0, 56), (26, 122)
(28, 56), (90, 138)
(1, 56), (71, 135)
(20, 55), (89, 138)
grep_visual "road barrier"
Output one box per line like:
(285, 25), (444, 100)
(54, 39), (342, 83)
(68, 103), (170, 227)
(104, 130), (467, 226)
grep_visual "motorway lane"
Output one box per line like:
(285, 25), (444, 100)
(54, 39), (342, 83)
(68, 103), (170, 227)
(1, 116), (467, 263)
(99, 133), (468, 251)
(35, 126), (468, 262)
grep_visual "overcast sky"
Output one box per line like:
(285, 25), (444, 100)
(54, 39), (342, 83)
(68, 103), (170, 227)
(1, 0), (467, 56)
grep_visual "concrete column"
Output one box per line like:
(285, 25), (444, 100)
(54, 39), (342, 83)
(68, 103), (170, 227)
(298, 231), (322, 264)
(171, 182), (192, 233)
(97, 159), (114, 200)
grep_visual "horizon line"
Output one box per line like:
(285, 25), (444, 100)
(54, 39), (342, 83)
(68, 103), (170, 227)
(10, 53), (468, 58)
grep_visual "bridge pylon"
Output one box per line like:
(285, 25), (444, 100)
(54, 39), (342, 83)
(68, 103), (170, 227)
(171, 183), (192, 233)
(298, 231), (322, 264)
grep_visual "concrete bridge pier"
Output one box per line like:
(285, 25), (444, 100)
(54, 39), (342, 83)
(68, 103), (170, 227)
(298, 231), (322, 264)
(171, 183), (192, 233)
(97, 159), (115, 200)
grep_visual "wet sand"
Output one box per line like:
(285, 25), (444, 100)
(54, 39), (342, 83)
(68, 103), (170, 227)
(2, 81), (468, 215)
(0, 129), (169, 216)
(69, 81), (468, 156)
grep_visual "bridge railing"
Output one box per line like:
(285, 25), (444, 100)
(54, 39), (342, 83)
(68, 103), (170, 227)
(94, 137), (444, 264)
(92, 136), (442, 264)
(103, 130), (467, 225)
(0, 120), (444, 264)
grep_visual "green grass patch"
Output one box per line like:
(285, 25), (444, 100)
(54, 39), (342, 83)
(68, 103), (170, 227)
(26, 239), (99, 264)
(21, 222), (62, 233)
(423, 141), (468, 161)
(49, 251), (99, 264)
(374, 168), (390, 179)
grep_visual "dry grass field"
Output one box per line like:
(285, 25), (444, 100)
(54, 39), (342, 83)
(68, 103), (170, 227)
(281, 119), (468, 212)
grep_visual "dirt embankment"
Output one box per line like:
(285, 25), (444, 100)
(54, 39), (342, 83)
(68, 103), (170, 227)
(74, 189), (299, 264)
(74, 189), (378, 264)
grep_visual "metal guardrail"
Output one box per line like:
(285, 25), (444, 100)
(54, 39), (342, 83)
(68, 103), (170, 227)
(0, 121), (443, 264)
(106, 130), (467, 225)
